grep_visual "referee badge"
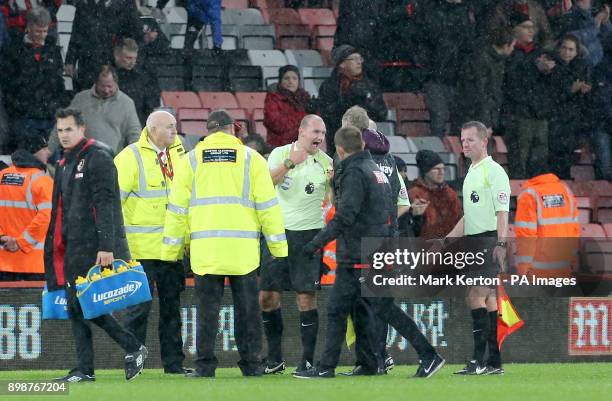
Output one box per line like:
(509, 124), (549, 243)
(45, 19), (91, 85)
(497, 191), (509, 204)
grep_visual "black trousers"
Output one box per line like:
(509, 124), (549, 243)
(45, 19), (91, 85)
(352, 298), (388, 371)
(320, 267), (435, 370)
(123, 260), (186, 370)
(194, 270), (262, 375)
(65, 284), (141, 375)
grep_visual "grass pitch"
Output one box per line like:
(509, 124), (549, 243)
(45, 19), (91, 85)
(1, 363), (610, 401)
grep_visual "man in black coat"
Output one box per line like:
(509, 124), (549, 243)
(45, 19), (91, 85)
(0, 7), (68, 150)
(112, 38), (160, 126)
(44, 108), (147, 382)
(318, 45), (387, 156)
(293, 126), (444, 379)
(64, 0), (143, 92)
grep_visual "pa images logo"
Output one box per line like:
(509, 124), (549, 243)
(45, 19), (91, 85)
(470, 191), (479, 203)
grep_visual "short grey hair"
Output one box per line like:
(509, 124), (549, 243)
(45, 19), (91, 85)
(342, 106), (369, 131)
(146, 110), (176, 132)
(26, 7), (51, 27)
(461, 121), (488, 139)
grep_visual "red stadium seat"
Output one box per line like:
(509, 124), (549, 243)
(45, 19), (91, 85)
(181, 121), (206, 137)
(178, 108), (209, 122)
(398, 122), (430, 137)
(581, 223), (607, 238)
(254, 121), (268, 140)
(570, 165), (595, 181)
(276, 24), (311, 49)
(442, 136), (462, 155)
(576, 196), (594, 224)
(313, 25), (335, 51)
(236, 92), (267, 115)
(198, 92), (239, 110)
(161, 91), (201, 111)
(383, 92), (426, 110)
(298, 8), (336, 30)
(596, 196), (612, 224)
(268, 8), (301, 25)
(603, 223), (612, 237)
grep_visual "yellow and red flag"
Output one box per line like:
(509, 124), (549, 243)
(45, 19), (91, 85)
(497, 283), (524, 349)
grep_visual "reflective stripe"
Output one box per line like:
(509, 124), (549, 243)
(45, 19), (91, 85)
(26, 172), (44, 208)
(265, 233), (287, 242)
(533, 260), (572, 270)
(125, 225), (164, 234)
(189, 150), (198, 202)
(0, 200), (30, 209)
(191, 196), (254, 208)
(514, 220), (537, 229)
(120, 190), (130, 200)
(126, 144), (168, 200)
(163, 236), (184, 246)
(323, 250), (336, 261)
(167, 203), (189, 215)
(23, 230), (43, 249)
(242, 148), (251, 201)
(191, 230), (259, 240)
(322, 202), (333, 217)
(35, 202), (52, 210)
(255, 198), (278, 210)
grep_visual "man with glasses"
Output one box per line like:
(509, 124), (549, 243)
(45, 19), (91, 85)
(318, 45), (387, 155)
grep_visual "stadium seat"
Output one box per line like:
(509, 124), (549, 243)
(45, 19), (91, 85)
(301, 66), (331, 97)
(178, 108), (209, 122)
(228, 65), (264, 92)
(442, 136), (462, 154)
(239, 24), (276, 50)
(596, 197), (612, 224)
(0, 154), (11, 166)
(383, 92), (427, 110)
(580, 223), (607, 238)
(247, 50), (288, 87)
(155, 65), (187, 91)
(162, 7), (188, 43)
(179, 121), (206, 137)
(268, 8), (302, 25)
(57, 5), (75, 34)
(275, 24), (311, 49)
(224, 8), (265, 25)
(254, 120), (268, 140)
(198, 92), (240, 110)
(603, 223), (612, 237)
(398, 122), (430, 137)
(285, 50), (323, 68)
(236, 92), (267, 115)
(313, 25), (335, 52)
(576, 196), (594, 224)
(161, 91), (202, 111)
(224, 108), (251, 131)
(510, 180), (526, 196)
(223, 0), (249, 9)
(205, 25), (240, 50)
(377, 122), (395, 137)
(387, 137), (413, 154)
(298, 8), (336, 30)
(192, 65), (227, 92)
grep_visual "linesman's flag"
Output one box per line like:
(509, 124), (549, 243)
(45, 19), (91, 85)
(497, 283), (524, 349)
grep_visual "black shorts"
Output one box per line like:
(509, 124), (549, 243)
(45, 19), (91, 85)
(465, 231), (499, 286)
(260, 229), (323, 293)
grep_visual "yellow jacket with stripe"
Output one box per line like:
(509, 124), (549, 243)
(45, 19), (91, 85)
(161, 131), (288, 275)
(114, 128), (186, 260)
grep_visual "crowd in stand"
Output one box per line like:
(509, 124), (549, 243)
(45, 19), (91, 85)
(0, 0), (611, 182)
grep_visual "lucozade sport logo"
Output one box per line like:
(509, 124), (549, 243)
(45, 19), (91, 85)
(92, 281), (142, 305)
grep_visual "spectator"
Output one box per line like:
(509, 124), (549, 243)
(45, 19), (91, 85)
(139, 16), (171, 63)
(394, 155), (408, 184)
(408, 149), (462, 240)
(559, 0), (611, 66)
(0, 7), (68, 150)
(486, 1), (553, 46)
(454, 28), (515, 135)
(590, 37), (612, 180)
(318, 45), (387, 155)
(420, 0), (475, 138)
(112, 38), (160, 126)
(49, 65), (141, 154)
(183, 0), (222, 56)
(549, 34), (592, 179)
(263, 65), (313, 149)
(502, 11), (557, 178)
(64, 0), (143, 91)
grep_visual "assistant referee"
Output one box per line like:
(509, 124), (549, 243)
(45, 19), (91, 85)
(443, 121), (510, 375)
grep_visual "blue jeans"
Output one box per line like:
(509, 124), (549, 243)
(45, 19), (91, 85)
(592, 129), (612, 180)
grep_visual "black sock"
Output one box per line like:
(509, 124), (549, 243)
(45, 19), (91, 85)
(487, 310), (501, 368)
(471, 308), (489, 364)
(299, 309), (319, 364)
(262, 308), (283, 362)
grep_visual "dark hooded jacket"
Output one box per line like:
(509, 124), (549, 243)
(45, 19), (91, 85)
(361, 128), (401, 208)
(44, 138), (130, 290)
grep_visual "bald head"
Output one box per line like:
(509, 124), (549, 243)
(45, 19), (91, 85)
(300, 114), (324, 130)
(298, 114), (326, 154)
(146, 110), (178, 149)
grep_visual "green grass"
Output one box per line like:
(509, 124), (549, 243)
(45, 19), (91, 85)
(1, 364), (610, 401)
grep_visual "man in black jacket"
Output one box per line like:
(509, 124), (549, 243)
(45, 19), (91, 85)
(64, 0), (143, 92)
(44, 108), (147, 382)
(318, 45), (387, 155)
(293, 126), (444, 379)
(0, 7), (68, 151)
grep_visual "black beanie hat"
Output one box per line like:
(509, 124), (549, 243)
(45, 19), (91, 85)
(278, 64), (300, 83)
(332, 44), (358, 67)
(416, 150), (444, 176)
(509, 2), (531, 28)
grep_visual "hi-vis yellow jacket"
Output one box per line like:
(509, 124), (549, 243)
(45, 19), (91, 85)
(114, 128), (186, 260)
(161, 131), (288, 275)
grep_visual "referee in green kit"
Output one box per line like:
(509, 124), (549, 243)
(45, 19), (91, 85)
(442, 121), (510, 375)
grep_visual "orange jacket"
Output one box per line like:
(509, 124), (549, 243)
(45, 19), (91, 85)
(321, 200), (336, 285)
(514, 174), (580, 277)
(0, 157), (53, 274)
